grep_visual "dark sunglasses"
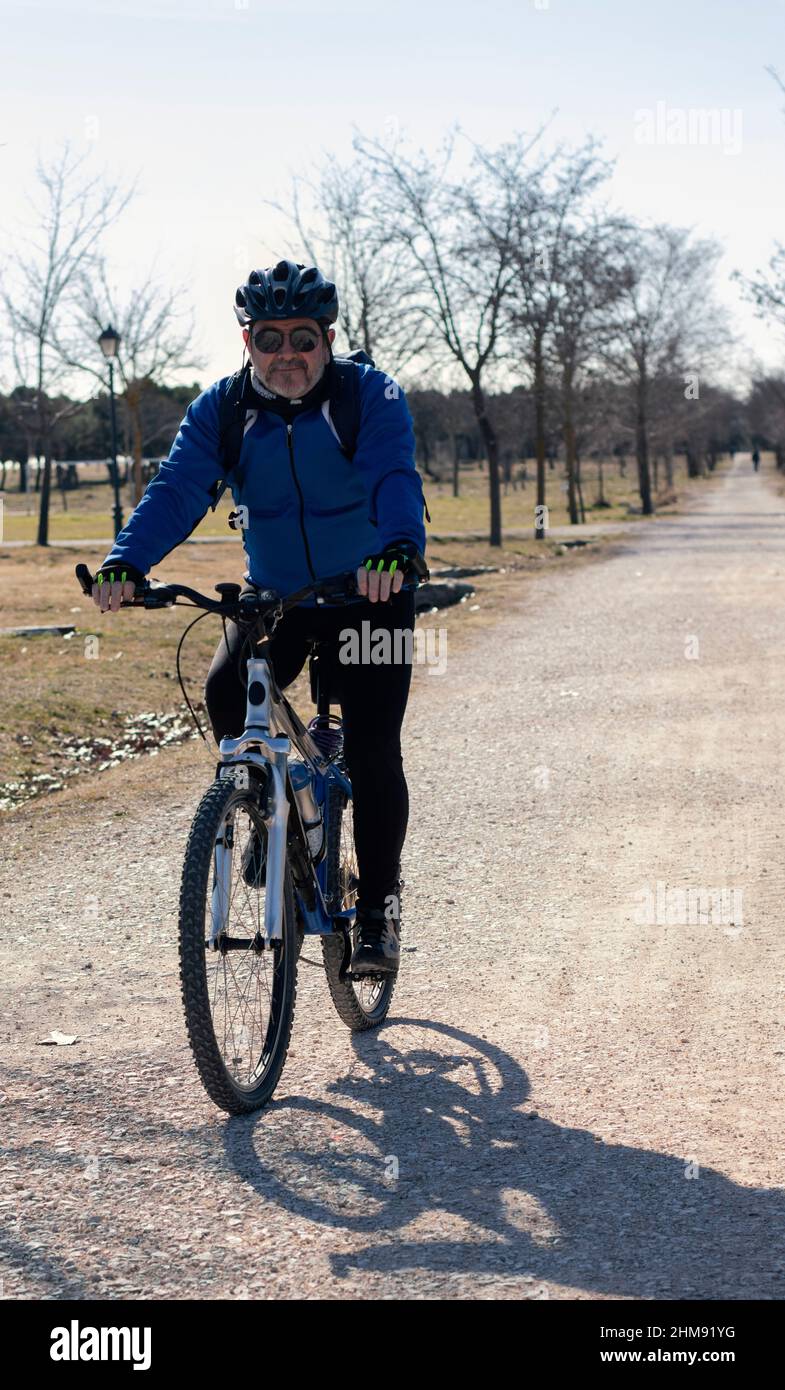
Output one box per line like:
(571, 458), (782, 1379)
(252, 326), (322, 354)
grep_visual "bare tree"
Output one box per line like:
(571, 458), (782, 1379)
(549, 214), (631, 523)
(270, 159), (430, 377)
(572, 375), (632, 515)
(733, 243), (785, 342)
(600, 223), (726, 515)
(1, 146), (130, 543)
(353, 129), (523, 546)
(470, 139), (612, 536)
(730, 67), (785, 363)
(764, 63), (785, 118)
(61, 261), (202, 503)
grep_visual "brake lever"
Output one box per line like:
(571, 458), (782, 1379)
(141, 585), (176, 609)
(314, 573), (359, 606)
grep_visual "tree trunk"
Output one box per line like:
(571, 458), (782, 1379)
(635, 375), (653, 515)
(57, 463), (69, 512)
(562, 364), (579, 525)
(596, 455), (607, 506)
(470, 378), (501, 546)
(575, 454), (587, 523)
(125, 383), (145, 505)
(534, 330), (547, 539)
(685, 447), (701, 479)
(416, 435), (440, 483)
(36, 448), (53, 545)
(665, 448), (674, 488)
(452, 435), (460, 498)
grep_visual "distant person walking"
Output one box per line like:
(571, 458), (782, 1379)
(752, 448), (760, 473)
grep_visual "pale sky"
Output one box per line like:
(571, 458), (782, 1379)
(2, 0), (784, 391)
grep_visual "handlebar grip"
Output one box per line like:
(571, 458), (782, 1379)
(75, 563), (95, 595)
(75, 562), (150, 606)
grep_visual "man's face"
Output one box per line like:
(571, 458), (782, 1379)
(244, 317), (335, 398)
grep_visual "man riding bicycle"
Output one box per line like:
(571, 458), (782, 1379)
(89, 259), (429, 977)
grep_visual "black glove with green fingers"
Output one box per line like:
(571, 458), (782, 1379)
(357, 539), (429, 602)
(91, 560), (145, 613)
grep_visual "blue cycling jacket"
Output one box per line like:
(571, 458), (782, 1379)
(101, 362), (427, 606)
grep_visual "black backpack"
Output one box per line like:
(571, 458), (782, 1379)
(210, 348), (375, 509)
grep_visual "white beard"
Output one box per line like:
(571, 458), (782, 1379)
(249, 370), (278, 400)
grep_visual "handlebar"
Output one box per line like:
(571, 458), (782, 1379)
(74, 562), (428, 624)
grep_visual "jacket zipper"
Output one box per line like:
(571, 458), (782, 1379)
(286, 421), (317, 582)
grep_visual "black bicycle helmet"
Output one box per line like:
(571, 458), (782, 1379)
(234, 259), (339, 327)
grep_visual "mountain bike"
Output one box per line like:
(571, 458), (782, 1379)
(75, 563), (425, 1115)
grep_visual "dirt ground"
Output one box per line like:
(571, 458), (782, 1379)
(2, 454), (782, 1301)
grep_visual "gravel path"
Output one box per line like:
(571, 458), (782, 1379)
(3, 457), (785, 1301)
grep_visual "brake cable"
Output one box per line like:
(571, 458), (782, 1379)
(175, 599), (274, 745)
(175, 607), (213, 743)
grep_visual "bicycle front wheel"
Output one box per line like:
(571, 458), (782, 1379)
(179, 776), (299, 1114)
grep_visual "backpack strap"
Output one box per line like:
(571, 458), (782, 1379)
(328, 350), (374, 459)
(211, 364), (251, 510)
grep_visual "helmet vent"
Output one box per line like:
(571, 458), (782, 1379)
(234, 261), (338, 326)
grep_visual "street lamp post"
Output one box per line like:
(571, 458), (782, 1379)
(98, 325), (123, 538)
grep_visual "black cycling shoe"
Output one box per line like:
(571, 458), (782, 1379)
(350, 906), (401, 977)
(241, 825), (267, 888)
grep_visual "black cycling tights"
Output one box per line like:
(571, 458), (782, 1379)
(204, 589), (416, 913)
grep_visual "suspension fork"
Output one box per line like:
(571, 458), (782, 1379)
(216, 656), (293, 943)
(210, 819), (234, 947)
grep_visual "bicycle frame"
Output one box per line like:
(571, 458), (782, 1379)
(215, 650), (352, 946)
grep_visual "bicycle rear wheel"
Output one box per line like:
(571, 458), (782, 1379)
(179, 775), (299, 1114)
(322, 782), (397, 1030)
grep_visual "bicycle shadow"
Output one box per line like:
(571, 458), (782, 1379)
(226, 1018), (785, 1298)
